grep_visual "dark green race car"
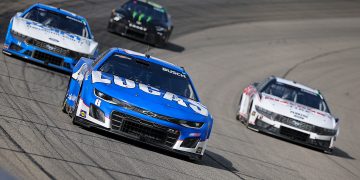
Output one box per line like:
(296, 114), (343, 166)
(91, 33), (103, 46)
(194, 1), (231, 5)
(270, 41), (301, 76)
(108, 0), (173, 47)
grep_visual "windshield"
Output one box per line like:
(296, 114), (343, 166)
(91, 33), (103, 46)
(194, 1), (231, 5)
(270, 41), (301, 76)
(98, 53), (198, 101)
(262, 81), (330, 113)
(123, 1), (167, 23)
(23, 7), (89, 38)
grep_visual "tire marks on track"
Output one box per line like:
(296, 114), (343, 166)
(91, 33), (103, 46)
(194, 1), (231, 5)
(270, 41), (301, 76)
(0, 125), (55, 179)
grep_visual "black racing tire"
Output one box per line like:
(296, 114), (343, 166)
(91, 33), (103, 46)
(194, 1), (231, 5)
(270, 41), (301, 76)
(236, 95), (243, 121)
(324, 148), (334, 154)
(107, 22), (115, 33)
(62, 79), (72, 114)
(71, 96), (80, 125)
(155, 39), (167, 48)
(245, 101), (253, 128)
(71, 82), (84, 124)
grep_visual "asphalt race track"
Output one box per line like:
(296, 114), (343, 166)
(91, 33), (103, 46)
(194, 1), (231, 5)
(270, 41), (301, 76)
(1, 0), (360, 179)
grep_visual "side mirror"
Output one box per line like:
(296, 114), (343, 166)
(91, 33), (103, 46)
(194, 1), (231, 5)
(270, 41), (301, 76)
(252, 82), (259, 87)
(16, 12), (22, 17)
(335, 118), (339, 123)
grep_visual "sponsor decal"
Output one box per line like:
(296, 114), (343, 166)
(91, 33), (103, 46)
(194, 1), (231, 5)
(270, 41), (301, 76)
(264, 95), (328, 117)
(25, 20), (82, 42)
(80, 110), (86, 118)
(68, 94), (77, 101)
(162, 67), (186, 78)
(88, 71), (209, 116)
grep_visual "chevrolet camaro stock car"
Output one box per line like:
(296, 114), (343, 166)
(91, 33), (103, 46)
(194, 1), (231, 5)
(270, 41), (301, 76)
(107, 0), (173, 47)
(62, 48), (213, 160)
(2, 3), (99, 72)
(236, 76), (339, 153)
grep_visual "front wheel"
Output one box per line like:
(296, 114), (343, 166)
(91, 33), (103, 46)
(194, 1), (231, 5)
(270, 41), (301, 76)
(236, 95), (243, 121)
(189, 154), (203, 162)
(244, 101), (253, 128)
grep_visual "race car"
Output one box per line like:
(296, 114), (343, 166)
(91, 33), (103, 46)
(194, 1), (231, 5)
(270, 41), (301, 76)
(236, 76), (339, 153)
(107, 0), (173, 47)
(62, 48), (213, 160)
(2, 3), (98, 73)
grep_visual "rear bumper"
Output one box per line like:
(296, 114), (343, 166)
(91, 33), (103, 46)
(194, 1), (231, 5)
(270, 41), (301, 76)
(251, 118), (335, 152)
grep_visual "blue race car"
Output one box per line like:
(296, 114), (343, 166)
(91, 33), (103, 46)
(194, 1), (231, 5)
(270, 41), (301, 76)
(2, 3), (98, 73)
(62, 48), (213, 160)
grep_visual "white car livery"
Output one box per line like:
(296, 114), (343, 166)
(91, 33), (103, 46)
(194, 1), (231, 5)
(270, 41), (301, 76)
(2, 3), (98, 72)
(237, 76), (339, 153)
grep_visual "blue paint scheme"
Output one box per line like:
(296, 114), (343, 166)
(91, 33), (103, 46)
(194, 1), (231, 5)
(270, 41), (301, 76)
(2, 3), (97, 73)
(64, 48), (213, 142)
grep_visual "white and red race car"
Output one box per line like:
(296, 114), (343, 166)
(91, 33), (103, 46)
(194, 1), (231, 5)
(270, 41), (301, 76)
(237, 76), (339, 153)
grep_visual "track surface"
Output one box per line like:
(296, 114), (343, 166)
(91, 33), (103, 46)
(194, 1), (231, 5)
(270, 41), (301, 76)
(1, 0), (360, 179)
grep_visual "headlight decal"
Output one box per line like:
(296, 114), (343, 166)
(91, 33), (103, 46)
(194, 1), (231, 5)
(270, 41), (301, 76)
(94, 88), (204, 128)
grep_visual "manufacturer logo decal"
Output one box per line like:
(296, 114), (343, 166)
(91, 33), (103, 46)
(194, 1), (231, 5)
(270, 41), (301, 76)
(49, 38), (59, 42)
(46, 44), (55, 51)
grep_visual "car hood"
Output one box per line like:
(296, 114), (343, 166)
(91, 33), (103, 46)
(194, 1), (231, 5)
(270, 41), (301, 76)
(11, 17), (98, 55)
(260, 93), (336, 129)
(91, 72), (209, 123)
(121, 10), (165, 28)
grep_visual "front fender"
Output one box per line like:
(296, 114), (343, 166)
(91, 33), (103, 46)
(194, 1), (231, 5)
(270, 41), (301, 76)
(65, 58), (93, 108)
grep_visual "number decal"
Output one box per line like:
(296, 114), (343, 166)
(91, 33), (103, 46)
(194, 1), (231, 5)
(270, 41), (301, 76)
(95, 99), (101, 107)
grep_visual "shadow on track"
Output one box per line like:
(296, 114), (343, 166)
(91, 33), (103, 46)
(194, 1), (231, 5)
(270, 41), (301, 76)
(332, 147), (355, 160)
(158, 42), (185, 53)
(81, 126), (237, 171)
(2, 52), (71, 75)
(257, 131), (355, 160)
(108, 31), (185, 53)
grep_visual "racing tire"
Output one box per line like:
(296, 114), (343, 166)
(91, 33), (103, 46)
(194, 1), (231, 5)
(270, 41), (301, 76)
(189, 154), (203, 161)
(236, 95), (243, 121)
(71, 97), (80, 125)
(244, 101), (253, 128)
(71, 82), (84, 124)
(324, 148), (334, 154)
(107, 22), (115, 33)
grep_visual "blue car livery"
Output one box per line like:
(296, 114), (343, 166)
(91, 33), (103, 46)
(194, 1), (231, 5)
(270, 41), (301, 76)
(2, 3), (98, 72)
(63, 48), (213, 159)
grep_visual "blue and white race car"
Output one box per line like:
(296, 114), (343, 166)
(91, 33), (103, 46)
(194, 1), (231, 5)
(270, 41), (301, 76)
(62, 48), (213, 160)
(2, 3), (98, 72)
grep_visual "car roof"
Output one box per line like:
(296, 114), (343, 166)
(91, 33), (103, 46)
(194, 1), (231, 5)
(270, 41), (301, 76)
(114, 48), (185, 73)
(29, 3), (86, 22)
(274, 76), (320, 95)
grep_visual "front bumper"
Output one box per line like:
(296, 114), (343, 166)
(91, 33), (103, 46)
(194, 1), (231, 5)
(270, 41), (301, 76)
(3, 34), (78, 73)
(108, 19), (167, 45)
(250, 116), (335, 151)
(75, 97), (208, 156)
